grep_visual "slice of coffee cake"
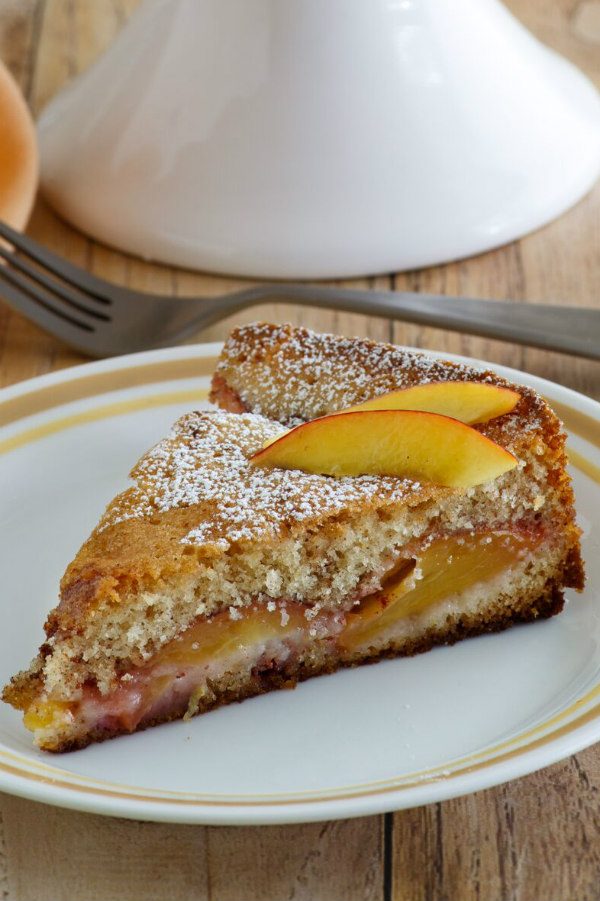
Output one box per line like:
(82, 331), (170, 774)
(3, 325), (583, 751)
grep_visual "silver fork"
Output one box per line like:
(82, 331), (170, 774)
(0, 220), (598, 360)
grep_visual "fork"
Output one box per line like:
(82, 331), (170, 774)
(0, 220), (598, 360)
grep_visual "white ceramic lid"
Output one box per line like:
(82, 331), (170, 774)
(38, 0), (600, 278)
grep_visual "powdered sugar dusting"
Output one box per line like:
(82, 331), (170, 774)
(214, 323), (548, 444)
(216, 323), (494, 424)
(100, 411), (428, 551)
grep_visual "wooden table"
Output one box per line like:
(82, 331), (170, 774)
(0, 2), (599, 899)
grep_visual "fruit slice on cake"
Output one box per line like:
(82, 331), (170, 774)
(3, 324), (584, 752)
(330, 382), (520, 424)
(250, 409), (517, 486)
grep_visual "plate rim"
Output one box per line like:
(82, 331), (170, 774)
(0, 340), (598, 824)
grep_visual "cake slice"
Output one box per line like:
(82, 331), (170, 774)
(3, 325), (583, 752)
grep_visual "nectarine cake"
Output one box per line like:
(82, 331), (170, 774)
(3, 323), (583, 752)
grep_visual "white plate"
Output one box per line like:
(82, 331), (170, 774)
(0, 343), (598, 825)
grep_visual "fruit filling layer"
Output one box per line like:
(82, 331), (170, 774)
(25, 529), (542, 743)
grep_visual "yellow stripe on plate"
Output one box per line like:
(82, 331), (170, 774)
(0, 389), (209, 456)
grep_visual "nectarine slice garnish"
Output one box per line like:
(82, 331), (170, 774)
(250, 410), (517, 488)
(342, 381), (520, 424)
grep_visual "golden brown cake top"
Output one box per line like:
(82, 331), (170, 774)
(99, 410), (437, 548)
(212, 323), (553, 445)
(55, 410), (443, 629)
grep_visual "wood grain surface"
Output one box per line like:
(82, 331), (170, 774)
(0, 1), (599, 899)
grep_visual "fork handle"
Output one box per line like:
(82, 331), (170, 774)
(222, 284), (600, 361)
